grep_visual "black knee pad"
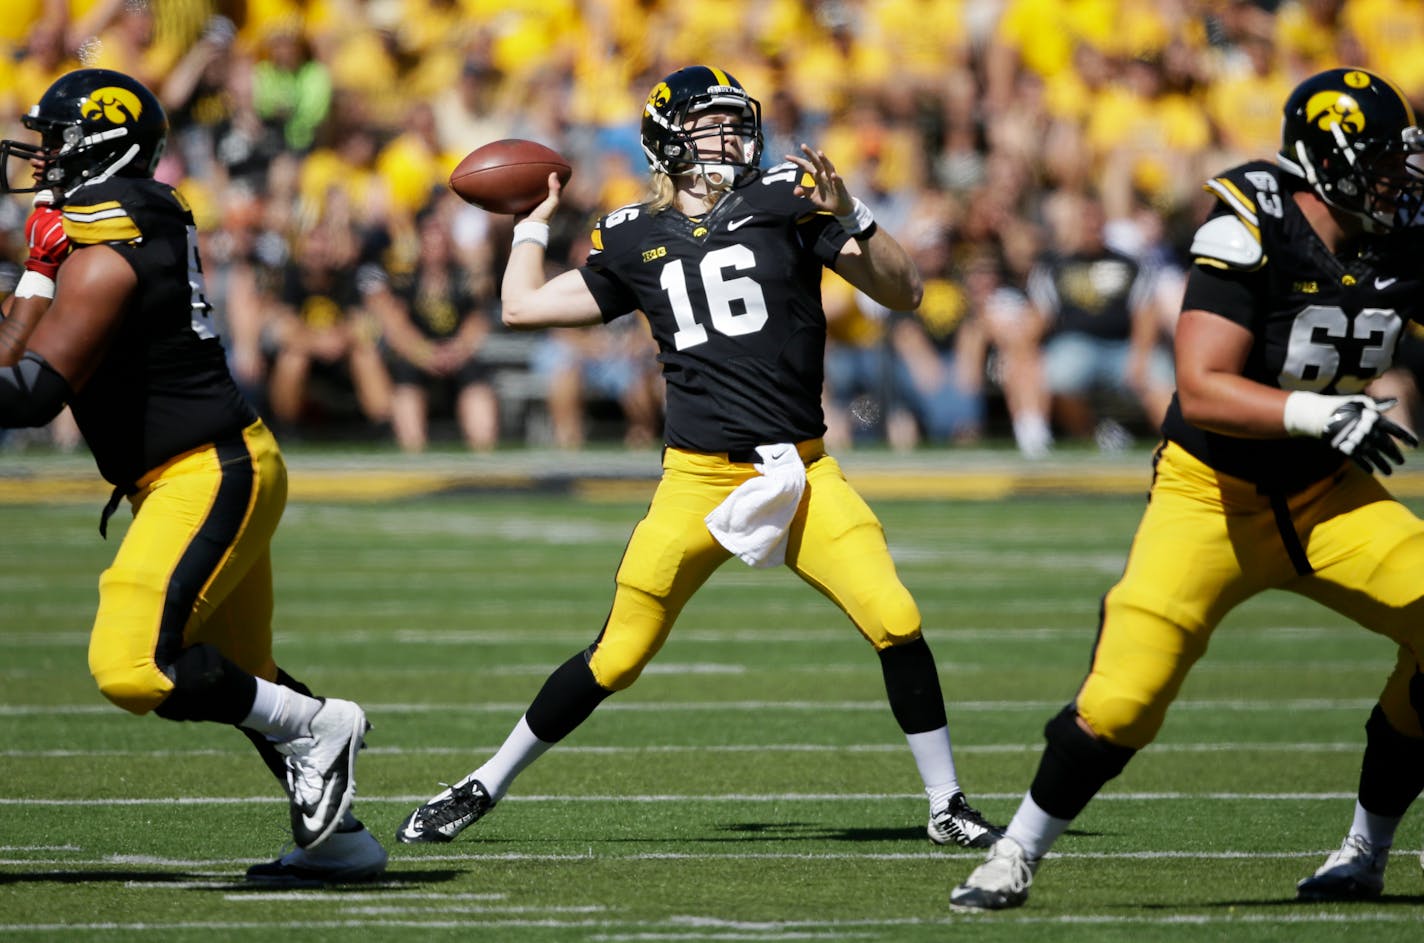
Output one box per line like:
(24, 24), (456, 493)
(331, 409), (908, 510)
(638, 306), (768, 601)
(1029, 705), (1137, 820)
(1409, 670), (1424, 728)
(153, 643), (257, 724)
(878, 637), (948, 734)
(1359, 704), (1424, 818)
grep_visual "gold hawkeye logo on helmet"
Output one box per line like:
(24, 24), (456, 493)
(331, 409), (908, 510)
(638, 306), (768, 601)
(81, 87), (143, 124)
(1304, 91), (1365, 135)
(647, 83), (671, 112)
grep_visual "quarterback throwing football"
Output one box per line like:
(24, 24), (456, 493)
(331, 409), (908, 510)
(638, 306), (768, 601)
(397, 65), (999, 849)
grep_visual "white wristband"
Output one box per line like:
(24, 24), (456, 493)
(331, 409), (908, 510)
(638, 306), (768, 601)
(15, 270), (55, 300)
(835, 198), (876, 237)
(512, 220), (549, 249)
(1283, 390), (1367, 438)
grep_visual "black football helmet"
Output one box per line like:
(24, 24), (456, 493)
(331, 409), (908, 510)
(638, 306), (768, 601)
(640, 65), (762, 186)
(0, 68), (168, 198)
(1278, 67), (1424, 231)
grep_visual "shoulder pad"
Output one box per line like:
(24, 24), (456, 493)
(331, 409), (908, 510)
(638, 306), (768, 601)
(60, 178), (182, 247)
(1189, 214), (1264, 270)
(1192, 161), (1287, 271)
(589, 202), (650, 258)
(62, 198), (143, 246)
(742, 162), (821, 218)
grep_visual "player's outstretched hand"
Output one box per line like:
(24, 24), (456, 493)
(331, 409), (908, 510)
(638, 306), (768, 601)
(1323, 396), (1418, 474)
(1285, 391), (1418, 475)
(786, 144), (853, 217)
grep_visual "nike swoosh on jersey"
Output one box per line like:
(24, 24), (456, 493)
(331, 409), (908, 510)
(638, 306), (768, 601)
(1375, 277), (1398, 289)
(726, 216), (754, 231)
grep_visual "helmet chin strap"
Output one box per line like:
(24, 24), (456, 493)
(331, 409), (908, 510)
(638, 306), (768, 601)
(63, 140), (139, 199)
(697, 162), (737, 189)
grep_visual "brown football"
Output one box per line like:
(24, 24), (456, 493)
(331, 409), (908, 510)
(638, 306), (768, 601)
(448, 139), (573, 214)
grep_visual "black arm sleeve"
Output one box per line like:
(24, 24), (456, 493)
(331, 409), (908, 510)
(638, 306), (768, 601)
(0, 352), (71, 428)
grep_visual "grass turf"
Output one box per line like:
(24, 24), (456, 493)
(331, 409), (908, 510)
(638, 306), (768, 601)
(2, 488), (1422, 940)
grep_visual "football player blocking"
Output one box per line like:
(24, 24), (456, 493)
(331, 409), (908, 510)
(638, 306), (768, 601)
(951, 67), (1424, 911)
(0, 71), (383, 884)
(397, 65), (1001, 850)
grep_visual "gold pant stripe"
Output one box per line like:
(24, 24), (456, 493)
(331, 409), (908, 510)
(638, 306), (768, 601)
(88, 421), (287, 714)
(1079, 442), (1424, 746)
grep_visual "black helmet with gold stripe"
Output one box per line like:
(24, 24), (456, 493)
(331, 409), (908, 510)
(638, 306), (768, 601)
(0, 68), (168, 199)
(640, 65), (763, 187)
(1278, 67), (1424, 232)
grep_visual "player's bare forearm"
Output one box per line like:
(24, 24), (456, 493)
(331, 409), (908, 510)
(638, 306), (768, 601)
(837, 231), (923, 312)
(0, 294), (50, 367)
(501, 267), (604, 330)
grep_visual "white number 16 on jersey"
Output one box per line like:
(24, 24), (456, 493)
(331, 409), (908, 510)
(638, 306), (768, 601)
(661, 245), (770, 350)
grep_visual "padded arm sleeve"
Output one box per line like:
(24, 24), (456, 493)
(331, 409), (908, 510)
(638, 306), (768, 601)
(0, 351), (71, 428)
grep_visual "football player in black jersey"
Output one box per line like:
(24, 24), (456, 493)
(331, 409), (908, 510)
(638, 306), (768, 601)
(397, 65), (1001, 849)
(0, 69), (384, 884)
(951, 67), (1424, 911)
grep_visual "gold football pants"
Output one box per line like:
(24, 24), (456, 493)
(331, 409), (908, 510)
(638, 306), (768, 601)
(1079, 441), (1424, 748)
(588, 440), (922, 690)
(88, 420), (287, 714)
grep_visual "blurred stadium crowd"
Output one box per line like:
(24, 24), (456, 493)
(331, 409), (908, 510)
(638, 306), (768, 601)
(3, 0), (1422, 455)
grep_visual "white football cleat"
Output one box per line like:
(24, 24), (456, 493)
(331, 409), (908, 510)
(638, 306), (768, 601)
(246, 824), (387, 885)
(1297, 834), (1387, 900)
(950, 836), (1038, 911)
(274, 698), (369, 849)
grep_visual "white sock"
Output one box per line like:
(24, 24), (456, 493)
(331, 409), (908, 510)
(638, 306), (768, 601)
(241, 677), (322, 740)
(466, 715), (553, 800)
(906, 726), (961, 806)
(1350, 800), (1401, 849)
(1004, 792), (1072, 860)
(1012, 414), (1053, 457)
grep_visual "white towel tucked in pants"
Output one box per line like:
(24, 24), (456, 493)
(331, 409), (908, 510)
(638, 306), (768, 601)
(704, 443), (807, 567)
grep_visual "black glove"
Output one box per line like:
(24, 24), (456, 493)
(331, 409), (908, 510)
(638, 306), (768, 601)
(1321, 396), (1419, 475)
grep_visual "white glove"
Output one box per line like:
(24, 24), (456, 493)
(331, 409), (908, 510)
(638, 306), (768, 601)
(1283, 391), (1418, 475)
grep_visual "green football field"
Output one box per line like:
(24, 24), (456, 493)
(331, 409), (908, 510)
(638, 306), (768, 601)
(3, 465), (1423, 941)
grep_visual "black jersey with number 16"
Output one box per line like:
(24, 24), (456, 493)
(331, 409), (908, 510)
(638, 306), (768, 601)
(579, 163), (853, 453)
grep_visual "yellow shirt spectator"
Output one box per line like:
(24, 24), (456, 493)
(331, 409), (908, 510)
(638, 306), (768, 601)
(376, 126), (446, 217)
(458, 0), (580, 83)
(1205, 53), (1295, 162)
(1273, 0), (1349, 74)
(993, 0), (1120, 80)
(0, 0), (51, 53)
(1343, 0), (1424, 100)
(863, 0), (971, 82)
(299, 136), (395, 229)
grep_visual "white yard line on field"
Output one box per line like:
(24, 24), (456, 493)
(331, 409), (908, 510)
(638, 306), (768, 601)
(0, 624), (1363, 647)
(0, 741), (1366, 760)
(1, 911), (1423, 937)
(0, 791), (1359, 808)
(0, 697), (1379, 716)
(4, 848), (1422, 871)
